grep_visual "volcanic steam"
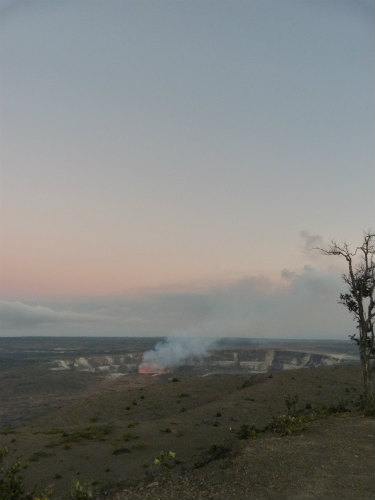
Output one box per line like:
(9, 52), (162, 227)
(138, 336), (215, 374)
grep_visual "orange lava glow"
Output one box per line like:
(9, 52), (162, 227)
(138, 363), (169, 375)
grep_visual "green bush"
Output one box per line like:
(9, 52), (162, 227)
(70, 479), (94, 500)
(127, 422), (139, 428)
(0, 450), (25, 500)
(267, 414), (308, 436)
(59, 426), (111, 444)
(112, 448), (130, 455)
(153, 451), (177, 469)
(160, 427), (171, 434)
(284, 394), (299, 415)
(123, 433), (139, 442)
(236, 424), (258, 439)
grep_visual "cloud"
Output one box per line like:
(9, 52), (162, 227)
(0, 265), (353, 339)
(281, 268), (297, 281)
(92, 267), (351, 339)
(0, 300), (107, 330)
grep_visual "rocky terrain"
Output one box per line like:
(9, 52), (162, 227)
(45, 347), (357, 380)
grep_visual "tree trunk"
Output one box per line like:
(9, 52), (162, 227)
(360, 347), (375, 413)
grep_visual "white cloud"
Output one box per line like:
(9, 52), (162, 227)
(0, 300), (107, 330)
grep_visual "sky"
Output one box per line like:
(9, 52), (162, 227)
(0, 0), (374, 338)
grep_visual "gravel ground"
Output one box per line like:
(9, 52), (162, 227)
(111, 413), (375, 500)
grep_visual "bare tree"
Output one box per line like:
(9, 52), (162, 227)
(317, 231), (375, 413)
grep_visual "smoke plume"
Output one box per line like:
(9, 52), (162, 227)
(138, 336), (216, 373)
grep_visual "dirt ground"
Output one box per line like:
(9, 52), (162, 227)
(1, 364), (374, 500)
(112, 414), (374, 500)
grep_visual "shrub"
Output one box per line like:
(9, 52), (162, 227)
(0, 450), (25, 500)
(284, 394), (299, 415)
(112, 448), (130, 456)
(0, 426), (16, 436)
(60, 426), (111, 444)
(29, 451), (52, 463)
(267, 414), (308, 436)
(327, 400), (348, 414)
(40, 428), (64, 436)
(131, 443), (145, 450)
(236, 424), (258, 439)
(153, 451), (177, 469)
(123, 433), (139, 442)
(0, 448), (52, 500)
(356, 393), (374, 415)
(70, 479), (94, 500)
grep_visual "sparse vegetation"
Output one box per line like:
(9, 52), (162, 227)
(112, 448), (130, 455)
(267, 413), (309, 436)
(1, 426), (16, 436)
(131, 443), (145, 450)
(28, 451), (53, 463)
(122, 433), (139, 442)
(127, 422), (139, 428)
(284, 394), (299, 415)
(160, 427), (171, 434)
(38, 428), (65, 436)
(236, 424), (259, 439)
(53, 426), (111, 445)
(0, 448), (52, 500)
(153, 451), (177, 469)
(70, 479), (94, 500)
